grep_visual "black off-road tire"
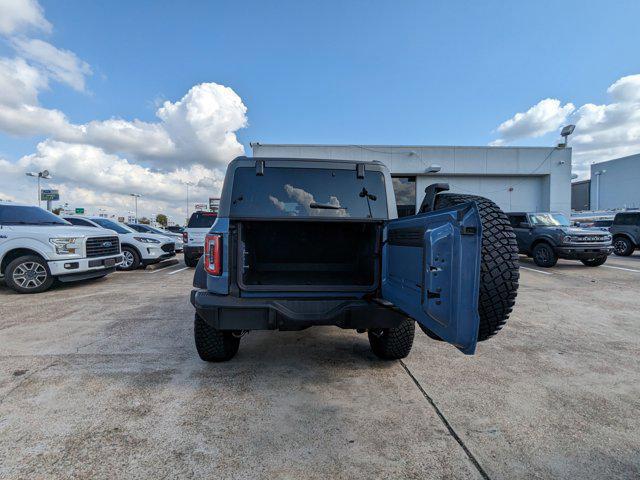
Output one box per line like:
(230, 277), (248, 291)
(613, 236), (634, 256)
(5, 255), (54, 294)
(532, 242), (558, 268)
(194, 313), (240, 362)
(184, 255), (199, 268)
(580, 256), (608, 267)
(368, 318), (415, 360)
(434, 193), (519, 341)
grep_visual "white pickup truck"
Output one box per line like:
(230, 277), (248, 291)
(0, 202), (123, 293)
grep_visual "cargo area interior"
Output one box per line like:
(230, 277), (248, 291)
(239, 221), (380, 289)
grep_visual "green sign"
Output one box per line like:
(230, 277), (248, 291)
(75, 208), (85, 214)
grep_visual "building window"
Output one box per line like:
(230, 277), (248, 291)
(392, 176), (416, 217)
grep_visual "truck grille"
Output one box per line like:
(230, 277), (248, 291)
(161, 243), (175, 253)
(86, 236), (120, 257)
(574, 235), (608, 243)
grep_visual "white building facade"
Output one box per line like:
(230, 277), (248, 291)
(251, 144), (572, 216)
(590, 153), (640, 210)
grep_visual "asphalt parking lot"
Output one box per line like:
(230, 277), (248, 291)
(1, 254), (639, 479)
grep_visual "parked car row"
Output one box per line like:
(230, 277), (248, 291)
(0, 202), (180, 294)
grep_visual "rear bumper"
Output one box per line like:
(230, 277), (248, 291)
(191, 289), (406, 331)
(184, 245), (203, 258)
(555, 245), (613, 259)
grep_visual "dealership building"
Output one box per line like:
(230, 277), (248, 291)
(251, 143), (572, 216)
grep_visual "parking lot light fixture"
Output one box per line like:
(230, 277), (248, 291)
(130, 193), (141, 222)
(26, 170), (52, 207)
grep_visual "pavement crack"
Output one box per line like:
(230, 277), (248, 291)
(399, 360), (491, 480)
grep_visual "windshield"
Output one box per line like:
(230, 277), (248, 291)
(229, 167), (388, 219)
(529, 213), (570, 227)
(187, 212), (218, 228)
(92, 218), (134, 234)
(145, 225), (170, 235)
(0, 205), (70, 225)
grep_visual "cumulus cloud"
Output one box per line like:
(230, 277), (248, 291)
(0, 0), (51, 36)
(494, 98), (575, 143)
(0, 0), (247, 221)
(11, 37), (92, 91)
(491, 74), (640, 179)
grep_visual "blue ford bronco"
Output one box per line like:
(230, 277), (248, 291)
(190, 157), (519, 361)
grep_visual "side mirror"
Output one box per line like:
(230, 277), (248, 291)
(519, 222), (532, 228)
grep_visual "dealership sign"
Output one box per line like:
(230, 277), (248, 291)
(41, 189), (59, 201)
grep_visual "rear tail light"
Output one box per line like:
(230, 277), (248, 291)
(182, 231), (188, 243)
(204, 234), (222, 276)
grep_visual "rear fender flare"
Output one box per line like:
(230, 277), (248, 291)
(193, 255), (207, 288)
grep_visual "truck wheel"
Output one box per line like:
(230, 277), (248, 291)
(368, 318), (415, 360)
(194, 313), (240, 362)
(580, 256), (607, 267)
(613, 236), (634, 256)
(119, 246), (141, 271)
(184, 255), (199, 268)
(532, 243), (558, 268)
(434, 193), (519, 341)
(5, 255), (54, 294)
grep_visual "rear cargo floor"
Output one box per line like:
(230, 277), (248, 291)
(239, 221), (380, 289)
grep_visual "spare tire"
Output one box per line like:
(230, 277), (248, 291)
(434, 193), (520, 341)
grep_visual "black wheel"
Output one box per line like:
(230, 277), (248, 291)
(118, 246), (141, 271)
(532, 243), (558, 268)
(580, 256), (607, 267)
(434, 193), (519, 341)
(368, 318), (415, 360)
(613, 236), (634, 256)
(194, 313), (240, 362)
(184, 255), (199, 268)
(5, 255), (54, 294)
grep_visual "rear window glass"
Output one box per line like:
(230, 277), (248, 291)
(188, 212), (218, 228)
(229, 167), (388, 219)
(614, 213), (640, 225)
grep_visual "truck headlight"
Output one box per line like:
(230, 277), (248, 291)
(134, 237), (160, 244)
(50, 237), (80, 255)
(562, 236), (572, 243)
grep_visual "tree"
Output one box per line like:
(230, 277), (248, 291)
(156, 213), (168, 227)
(139, 217), (151, 224)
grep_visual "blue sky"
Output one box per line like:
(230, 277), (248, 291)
(1, 0), (639, 219)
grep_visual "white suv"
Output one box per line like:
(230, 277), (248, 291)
(183, 211), (218, 267)
(63, 216), (176, 270)
(0, 203), (123, 293)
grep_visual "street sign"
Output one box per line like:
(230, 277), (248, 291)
(75, 208), (85, 214)
(209, 197), (220, 211)
(118, 216), (125, 223)
(41, 189), (59, 201)
(194, 203), (207, 211)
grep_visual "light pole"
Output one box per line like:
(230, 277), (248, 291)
(130, 193), (141, 222)
(184, 182), (194, 223)
(26, 170), (52, 207)
(594, 170), (606, 210)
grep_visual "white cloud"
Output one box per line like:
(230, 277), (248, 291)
(494, 98), (575, 143)
(0, 0), (51, 36)
(490, 74), (640, 178)
(0, 1), (245, 221)
(11, 37), (92, 91)
(0, 56), (47, 106)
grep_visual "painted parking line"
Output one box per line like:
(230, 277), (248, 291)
(602, 265), (640, 273)
(167, 267), (189, 275)
(520, 266), (553, 275)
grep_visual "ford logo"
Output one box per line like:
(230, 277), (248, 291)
(102, 241), (113, 248)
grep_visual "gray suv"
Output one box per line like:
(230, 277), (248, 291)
(507, 212), (612, 267)
(611, 212), (640, 256)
